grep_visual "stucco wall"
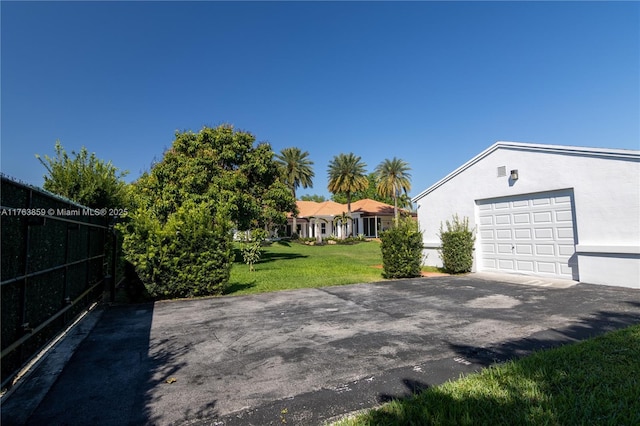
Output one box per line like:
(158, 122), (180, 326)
(414, 143), (640, 288)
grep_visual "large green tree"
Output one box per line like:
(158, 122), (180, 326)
(121, 124), (295, 298)
(327, 153), (368, 216)
(133, 125), (295, 231)
(300, 194), (326, 202)
(36, 141), (129, 209)
(275, 147), (314, 234)
(375, 157), (412, 225)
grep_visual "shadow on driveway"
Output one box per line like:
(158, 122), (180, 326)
(369, 306), (640, 425)
(446, 304), (640, 367)
(2, 276), (639, 425)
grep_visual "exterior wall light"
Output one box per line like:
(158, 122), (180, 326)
(510, 169), (519, 180)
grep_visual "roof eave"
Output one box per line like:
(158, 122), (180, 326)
(411, 141), (640, 202)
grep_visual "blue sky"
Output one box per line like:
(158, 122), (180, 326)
(2, 1), (638, 201)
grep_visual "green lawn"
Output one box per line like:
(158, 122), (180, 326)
(226, 240), (386, 295)
(333, 324), (640, 426)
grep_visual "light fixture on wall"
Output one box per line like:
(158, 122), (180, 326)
(510, 169), (519, 180)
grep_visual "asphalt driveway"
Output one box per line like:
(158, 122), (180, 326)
(3, 274), (640, 425)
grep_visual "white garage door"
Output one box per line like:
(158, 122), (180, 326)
(477, 189), (577, 279)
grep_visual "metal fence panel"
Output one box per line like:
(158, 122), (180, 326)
(1, 176), (109, 390)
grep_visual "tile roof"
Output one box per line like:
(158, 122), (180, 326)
(351, 198), (395, 216)
(294, 200), (348, 217)
(290, 199), (412, 218)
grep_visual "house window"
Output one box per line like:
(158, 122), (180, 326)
(364, 218), (372, 237)
(321, 222), (326, 234)
(363, 217), (382, 237)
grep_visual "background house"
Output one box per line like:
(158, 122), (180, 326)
(287, 200), (347, 239)
(286, 199), (414, 239)
(412, 141), (640, 289)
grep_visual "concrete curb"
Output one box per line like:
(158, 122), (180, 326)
(471, 272), (579, 288)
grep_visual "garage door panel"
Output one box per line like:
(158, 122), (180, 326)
(556, 227), (574, 239)
(483, 258), (497, 268)
(480, 230), (494, 240)
(477, 190), (576, 279)
(558, 245), (575, 256)
(537, 262), (557, 274)
(532, 198), (551, 206)
(496, 229), (512, 239)
(482, 244), (495, 254)
(495, 215), (511, 225)
(514, 229), (532, 239)
(560, 264), (573, 275)
(498, 259), (515, 270)
(497, 244), (513, 254)
(479, 216), (493, 226)
(555, 210), (573, 222)
(533, 212), (553, 223)
(517, 260), (535, 272)
(535, 245), (555, 256)
(534, 228), (554, 239)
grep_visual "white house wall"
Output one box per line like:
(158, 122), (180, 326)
(414, 143), (640, 288)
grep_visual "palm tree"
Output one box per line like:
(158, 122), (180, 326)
(397, 193), (414, 211)
(333, 212), (352, 239)
(327, 153), (369, 235)
(275, 147), (314, 198)
(275, 147), (314, 236)
(375, 157), (412, 225)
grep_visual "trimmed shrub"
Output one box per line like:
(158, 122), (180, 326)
(326, 235), (366, 245)
(438, 214), (476, 273)
(120, 200), (232, 299)
(380, 218), (423, 279)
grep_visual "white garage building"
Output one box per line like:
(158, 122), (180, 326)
(412, 142), (640, 289)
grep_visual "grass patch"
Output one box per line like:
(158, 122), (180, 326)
(421, 265), (446, 273)
(333, 324), (640, 426)
(227, 240), (384, 295)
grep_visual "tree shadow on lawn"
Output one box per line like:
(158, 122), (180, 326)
(369, 377), (566, 426)
(223, 280), (257, 295)
(257, 251), (308, 263)
(232, 248), (307, 264)
(377, 378), (430, 404)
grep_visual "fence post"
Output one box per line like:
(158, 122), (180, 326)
(110, 220), (117, 303)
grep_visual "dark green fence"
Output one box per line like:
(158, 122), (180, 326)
(1, 175), (110, 390)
